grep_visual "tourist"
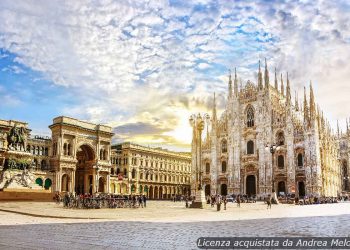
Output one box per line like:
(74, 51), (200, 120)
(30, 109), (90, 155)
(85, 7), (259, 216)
(138, 195), (143, 208)
(223, 196), (227, 210)
(211, 195), (215, 207)
(236, 195), (241, 208)
(143, 194), (147, 207)
(267, 195), (272, 209)
(216, 195), (221, 211)
(185, 196), (189, 208)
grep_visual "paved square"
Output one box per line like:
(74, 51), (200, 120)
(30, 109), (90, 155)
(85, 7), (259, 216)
(0, 201), (350, 249)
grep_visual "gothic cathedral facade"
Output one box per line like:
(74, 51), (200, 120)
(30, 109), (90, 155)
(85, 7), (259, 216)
(191, 60), (346, 198)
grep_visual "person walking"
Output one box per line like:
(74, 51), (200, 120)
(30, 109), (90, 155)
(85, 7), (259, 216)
(223, 196), (227, 210)
(236, 195), (241, 208)
(216, 195), (221, 211)
(143, 194), (147, 207)
(267, 195), (272, 209)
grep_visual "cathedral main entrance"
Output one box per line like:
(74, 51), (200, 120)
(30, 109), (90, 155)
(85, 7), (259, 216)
(75, 144), (95, 194)
(246, 175), (256, 196)
(220, 184), (227, 196)
(205, 184), (211, 196)
(278, 181), (286, 195)
(298, 181), (305, 197)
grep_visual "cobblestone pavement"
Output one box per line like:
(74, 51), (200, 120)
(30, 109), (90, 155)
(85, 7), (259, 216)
(0, 202), (350, 249)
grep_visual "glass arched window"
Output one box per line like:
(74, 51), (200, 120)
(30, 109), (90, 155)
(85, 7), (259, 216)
(247, 140), (254, 154)
(278, 155), (284, 169)
(221, 140), (227, 153)
(132, 169), (136, 179)
(63, 143), (67, 155)
(297, 153), (303, 167)
(246, 106), (254, 127)
(222, 161), (227, 173)
(206, 163), (210, 174)
(277, 132), (285, 146)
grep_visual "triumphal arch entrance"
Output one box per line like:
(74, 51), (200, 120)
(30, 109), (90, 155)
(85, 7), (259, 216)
(49, 116), (114, 194)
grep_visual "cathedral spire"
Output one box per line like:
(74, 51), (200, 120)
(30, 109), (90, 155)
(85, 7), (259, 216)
(304, 86), (309, 124)
(258, 60), (263, 90)
(295, 91), (299, 111)
(286, 72), (291, 105)
(264, 58), (269, 89)
(337, 120), (340, 138)
(310, 81), (316, 120)
(274, 68), (278, 90)
(228, 69), (232, 98)
(234, 67), (238, 97)
(280, 73), (284, 96)
(212, 92), (217, 124)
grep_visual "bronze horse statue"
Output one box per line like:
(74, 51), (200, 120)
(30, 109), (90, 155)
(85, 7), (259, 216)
(7, 124), (27, 150)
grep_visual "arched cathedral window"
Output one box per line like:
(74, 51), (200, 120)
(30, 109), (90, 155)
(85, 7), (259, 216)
(277, 132), (285, 146)
(297, 153), (303, 167)
(221, 161), (227, 173)
(221, 139), (227, 153)
(246, 106), (254, 127)
(206, 163), (210, 174)
(278, 155), (284, 169)
(247, 141), (254, 155)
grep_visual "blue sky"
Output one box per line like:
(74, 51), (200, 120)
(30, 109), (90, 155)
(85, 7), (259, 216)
(0, 0), (350, 151)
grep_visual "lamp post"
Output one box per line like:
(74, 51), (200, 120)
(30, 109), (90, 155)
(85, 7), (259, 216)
(344, 176), (349, 191)
(189, 113), (207, 208)
(265, 143), (281, 194)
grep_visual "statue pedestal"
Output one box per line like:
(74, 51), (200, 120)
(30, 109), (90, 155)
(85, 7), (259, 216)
(190, 189), (206, 209)
(272, 191), (279, 204)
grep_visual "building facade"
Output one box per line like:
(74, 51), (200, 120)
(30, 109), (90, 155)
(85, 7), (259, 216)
(0, 117), (191, 199)
(191, 61), (345, 198)
(0, 116), (114, 194)
(110, 142), (191, 199)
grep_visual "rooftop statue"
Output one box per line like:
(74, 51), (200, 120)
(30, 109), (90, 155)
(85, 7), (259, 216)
(7, 124), (27, 151)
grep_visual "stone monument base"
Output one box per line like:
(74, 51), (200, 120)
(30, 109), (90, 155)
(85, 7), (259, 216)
(272, 191), (279, 204)
(0, 188), (53, 201)
(190, 189), (206, 209)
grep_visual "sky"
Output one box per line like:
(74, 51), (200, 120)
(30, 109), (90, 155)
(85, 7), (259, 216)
(0, 0), (350, 152)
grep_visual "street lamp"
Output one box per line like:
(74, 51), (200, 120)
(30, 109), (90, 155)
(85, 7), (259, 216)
(189, 113), (207, 208)
(265, 143), (281, 193)
(344, 176), (349, 191)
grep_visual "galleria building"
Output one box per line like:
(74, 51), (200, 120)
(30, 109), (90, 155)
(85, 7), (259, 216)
(0, 117), (191, 199)
(191, 61), (350, 198)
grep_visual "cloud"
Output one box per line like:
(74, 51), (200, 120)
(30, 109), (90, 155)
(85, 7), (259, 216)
(0, 0), (350, 148)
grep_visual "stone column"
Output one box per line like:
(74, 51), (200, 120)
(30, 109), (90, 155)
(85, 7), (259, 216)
(70, 169), (75, 193)
(106, 173), (110, 193)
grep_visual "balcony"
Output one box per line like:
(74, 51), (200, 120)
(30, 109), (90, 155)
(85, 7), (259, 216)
(241, 154), (258, 164)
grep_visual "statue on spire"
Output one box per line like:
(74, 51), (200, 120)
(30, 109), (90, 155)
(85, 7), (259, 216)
(212, 92), (217, 126)
(234, 67), (238, 97)
(310, 81), (316, 120)
(304, 86), (310, 125)
(274, 68), (278, 90)
(295, 91), (299, 111)
(286, 72), (291, 105)
(258, 60), (263, 90)
(280, 73), (284, 96)
(228, 69), (232, 99)
(264, 58), (269, 89)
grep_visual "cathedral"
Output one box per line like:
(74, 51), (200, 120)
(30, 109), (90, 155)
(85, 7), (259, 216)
(190, 60), (348, 198)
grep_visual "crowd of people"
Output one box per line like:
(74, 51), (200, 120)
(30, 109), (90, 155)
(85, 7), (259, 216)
(295, 195), (348, 205)
(185, 193), (350, 210)
(53, 192), (147, 209)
